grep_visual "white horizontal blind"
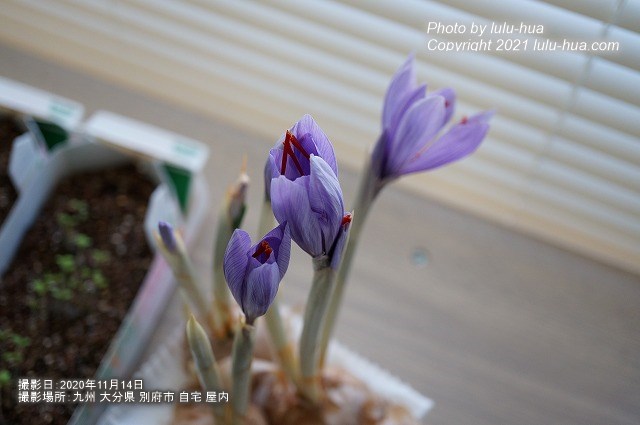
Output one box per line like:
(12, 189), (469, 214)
(0, 0), (638, 273)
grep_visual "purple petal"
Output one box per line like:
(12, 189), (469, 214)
(291, 114), (338, 176)
(309, 156), (344, 256)
(262, 220), (285, 246)
(270, 175), (322, 257)
(268, 143), (290, 179)
(276, 223), (291, 279)
(387, 95), (446, 176)
(382, 54), (418, 132)
(223, 229), (252, 306)
(431, 87), (456, 124)
(399, 111), (492, 175)
(386, 85), (427, 142)
(158, 221), (177, 253)
(468, 109), (496, 123)
(329, 212), (352, 270)
(261, 221), (291, 279)
(244, 263), (280, 323)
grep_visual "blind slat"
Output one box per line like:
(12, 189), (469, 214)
(559, 116), (640, 164)
(571, 88), (640, 138)
(539, 0), (618, 23)
(617, 0), (640, 32)
(525, 181), (640, 237)
(550, 137), (640, 192)
(586, 58), (640, 106)
(534, 159), (640, 216)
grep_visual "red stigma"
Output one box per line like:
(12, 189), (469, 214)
(280, 130), (311, 175)
(341, 214), (352, 226)
(252, 240), (273, 260)
(460, 116), (468, 124)
(445, 100), (450, 108)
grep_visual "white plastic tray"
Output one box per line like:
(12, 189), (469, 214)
(97, 314), (433, 424)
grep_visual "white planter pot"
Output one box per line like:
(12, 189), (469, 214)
(0, 135), (209, 425)
(97, 311), (433, 425)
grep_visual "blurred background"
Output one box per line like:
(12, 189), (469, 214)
(0, 1), (638, 424)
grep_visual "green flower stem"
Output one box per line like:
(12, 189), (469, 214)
(156, 233), (214, 332)
(231, 320), (256, 425)
(318, 161), (376, 367)
(264, 300), (299, 382)
(186, 316), (227, 424)
(213, 210), (235, 337)
(259, 198), (300, 385)
(299, 257), (336, 402)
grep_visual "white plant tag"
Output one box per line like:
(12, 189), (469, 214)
(0, 76), (84, 129)
(8, 132), (47, 192)
(83, 111), (209, 174)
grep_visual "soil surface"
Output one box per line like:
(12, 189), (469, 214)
(0, 115), (23, 225)
(0, 163), (155, 424)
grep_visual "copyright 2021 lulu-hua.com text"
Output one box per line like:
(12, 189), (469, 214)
(426, 21), (620, 53)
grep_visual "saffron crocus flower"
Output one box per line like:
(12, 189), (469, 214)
(267, 115), (345, 260)
(320, 56), (493, 365)
(223, 222), (291, 324)
(371, 54), (493, 189)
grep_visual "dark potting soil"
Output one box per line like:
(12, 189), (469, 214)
(0, 163), (156, 425)
(0, 115), (23, 226)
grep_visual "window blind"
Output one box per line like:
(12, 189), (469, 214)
(0, 0), (638, 273)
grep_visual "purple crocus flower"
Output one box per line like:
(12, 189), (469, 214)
(267, 115), (345, 260)
(371, 54), (493, 189)
(223, 222), (291, 324)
